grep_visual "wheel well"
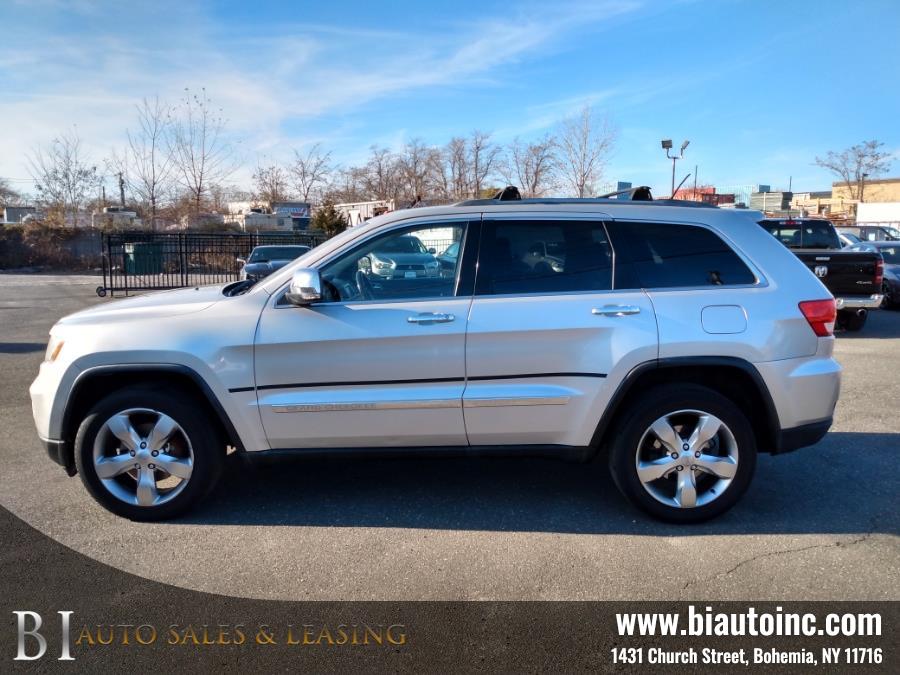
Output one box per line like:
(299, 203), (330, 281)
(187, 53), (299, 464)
(62, 368), (240, 471)
(592, 362), (779, 455)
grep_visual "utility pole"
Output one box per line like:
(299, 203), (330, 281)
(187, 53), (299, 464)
(118, 172), (126, 207)
(860, 172), (869, 203)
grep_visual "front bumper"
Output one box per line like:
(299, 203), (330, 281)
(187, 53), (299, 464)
(835, 294), (883, 310)
(41, 437), (76, 475)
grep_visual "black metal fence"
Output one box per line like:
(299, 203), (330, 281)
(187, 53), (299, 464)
(98, 231), (329, 297)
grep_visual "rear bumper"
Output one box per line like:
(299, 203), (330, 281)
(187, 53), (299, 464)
(773, 417), (832, 454)
(835, 294), (883, 310)
(41, 437), (76, 475)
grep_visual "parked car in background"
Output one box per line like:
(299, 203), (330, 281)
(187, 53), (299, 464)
(32, 195), (842, 524)
(436, 241), (460, 277)
(238, 245), (311, 281)
(358, 234), (441, 279)
(838, 231), (862, 248)
(522, 240), (565, 273)
(759, 218), (883, 331)
(839, 225), (900, 242)
(847, 241), (900, 309)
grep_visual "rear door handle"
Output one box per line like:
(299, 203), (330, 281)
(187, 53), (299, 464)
(407, 312), (455, 324)
(592, 305), (641, 317)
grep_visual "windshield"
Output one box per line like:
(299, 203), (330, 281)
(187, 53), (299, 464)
(375, 236), (427, 254)
(249, 246), (308, 262)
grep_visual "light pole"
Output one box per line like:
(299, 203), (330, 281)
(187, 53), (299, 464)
(860, 172), (869, 203)
(662, 139), (689, 197)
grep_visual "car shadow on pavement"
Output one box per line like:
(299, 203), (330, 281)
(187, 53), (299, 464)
(181, 431), (900, 536)
(0, 342), (47, 354)
(837, 308), (900, 339)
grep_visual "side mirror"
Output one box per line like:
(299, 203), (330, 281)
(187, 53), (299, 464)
(236, 257), (246, 265)
(428, 247), (436, 254)
(285, 268), (322, 306)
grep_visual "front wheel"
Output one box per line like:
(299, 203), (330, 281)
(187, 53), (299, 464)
(608, 384), (757, 523)
(74, 387), (224, 520)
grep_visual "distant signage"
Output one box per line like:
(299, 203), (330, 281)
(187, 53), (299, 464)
(272, 203), (311, 219)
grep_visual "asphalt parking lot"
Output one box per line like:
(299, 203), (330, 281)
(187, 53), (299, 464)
(1, 274), (897, 601)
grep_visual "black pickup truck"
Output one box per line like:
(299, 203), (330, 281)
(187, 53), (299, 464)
(759, 218), (884, 331)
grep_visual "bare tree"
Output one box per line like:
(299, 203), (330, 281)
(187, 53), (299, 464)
(291, 144), (333, 204)
(253, 163), (291, 206)
(445, 137), (469, 199)
(119, 96), (174, 228)
(501, 135), (558, 197)
(363, 146), (400, 201)
(168, 88), (236, 218)
(397, 139), (433, 203)
(323, 166), (369, 204)
(815, 140), (893, 200)
(467, 131), (501, 198)
(27, 129), (99, 226)
(556, 106), (615, 197)
(0, 178), (22, 205)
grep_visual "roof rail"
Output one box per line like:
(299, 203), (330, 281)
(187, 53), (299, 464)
(454, 187), (718, 208)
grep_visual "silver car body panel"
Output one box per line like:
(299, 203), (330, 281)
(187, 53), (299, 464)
(31, 201), (841, 455)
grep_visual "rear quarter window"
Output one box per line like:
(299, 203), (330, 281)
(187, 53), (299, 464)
(609, 221), (756, 289)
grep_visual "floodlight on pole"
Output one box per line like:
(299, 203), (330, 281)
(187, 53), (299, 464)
(661, 137), (690, 197)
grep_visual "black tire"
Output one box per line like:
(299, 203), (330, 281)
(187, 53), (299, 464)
(74, 386), (224, 521)
(882, 282), (896, 309)
(838, 309), (867, 332)
(608, 384), (757, 523)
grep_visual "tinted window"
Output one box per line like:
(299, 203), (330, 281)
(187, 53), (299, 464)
(759, 220), (840, 249)
(476, 220), (612, 295)
(614, 222), (755, 288)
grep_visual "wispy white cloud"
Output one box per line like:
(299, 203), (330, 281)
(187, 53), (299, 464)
(0, 0), (645, 188)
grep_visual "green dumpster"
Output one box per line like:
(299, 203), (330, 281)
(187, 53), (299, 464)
(124, 242), (164, 275)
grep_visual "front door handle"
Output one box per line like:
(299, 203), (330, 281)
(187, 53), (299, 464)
(407, 312), (455, 324)
(592, 305), (641, 317)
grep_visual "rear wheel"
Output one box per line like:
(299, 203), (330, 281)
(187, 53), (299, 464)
(608, 384), (756, 523)
(882, 282), (896, 309)
(74, 387), (224, 520)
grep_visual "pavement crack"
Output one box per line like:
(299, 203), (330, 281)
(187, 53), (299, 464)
(680, 528), (878, 595)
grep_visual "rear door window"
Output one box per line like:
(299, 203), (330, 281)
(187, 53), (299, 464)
(609, 221), (756, 288)
(475, 220), (612, 295)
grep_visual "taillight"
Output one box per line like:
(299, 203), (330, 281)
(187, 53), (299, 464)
(799, 299), (837, 337)
(875, 257), (884, 286)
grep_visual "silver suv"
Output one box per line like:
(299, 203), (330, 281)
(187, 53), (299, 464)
(30, 197), (841, 522)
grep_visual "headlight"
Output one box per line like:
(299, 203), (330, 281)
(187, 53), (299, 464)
(425, 261), (439, 269)
(45, 335), (64, 362)
(372, 258), (394, 270)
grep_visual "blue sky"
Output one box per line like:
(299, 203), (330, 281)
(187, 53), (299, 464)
(2, 0), (898, 196)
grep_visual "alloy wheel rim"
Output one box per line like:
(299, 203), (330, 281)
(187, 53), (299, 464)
(635, 409), (739, 509)
(92, 408), (194, 507)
